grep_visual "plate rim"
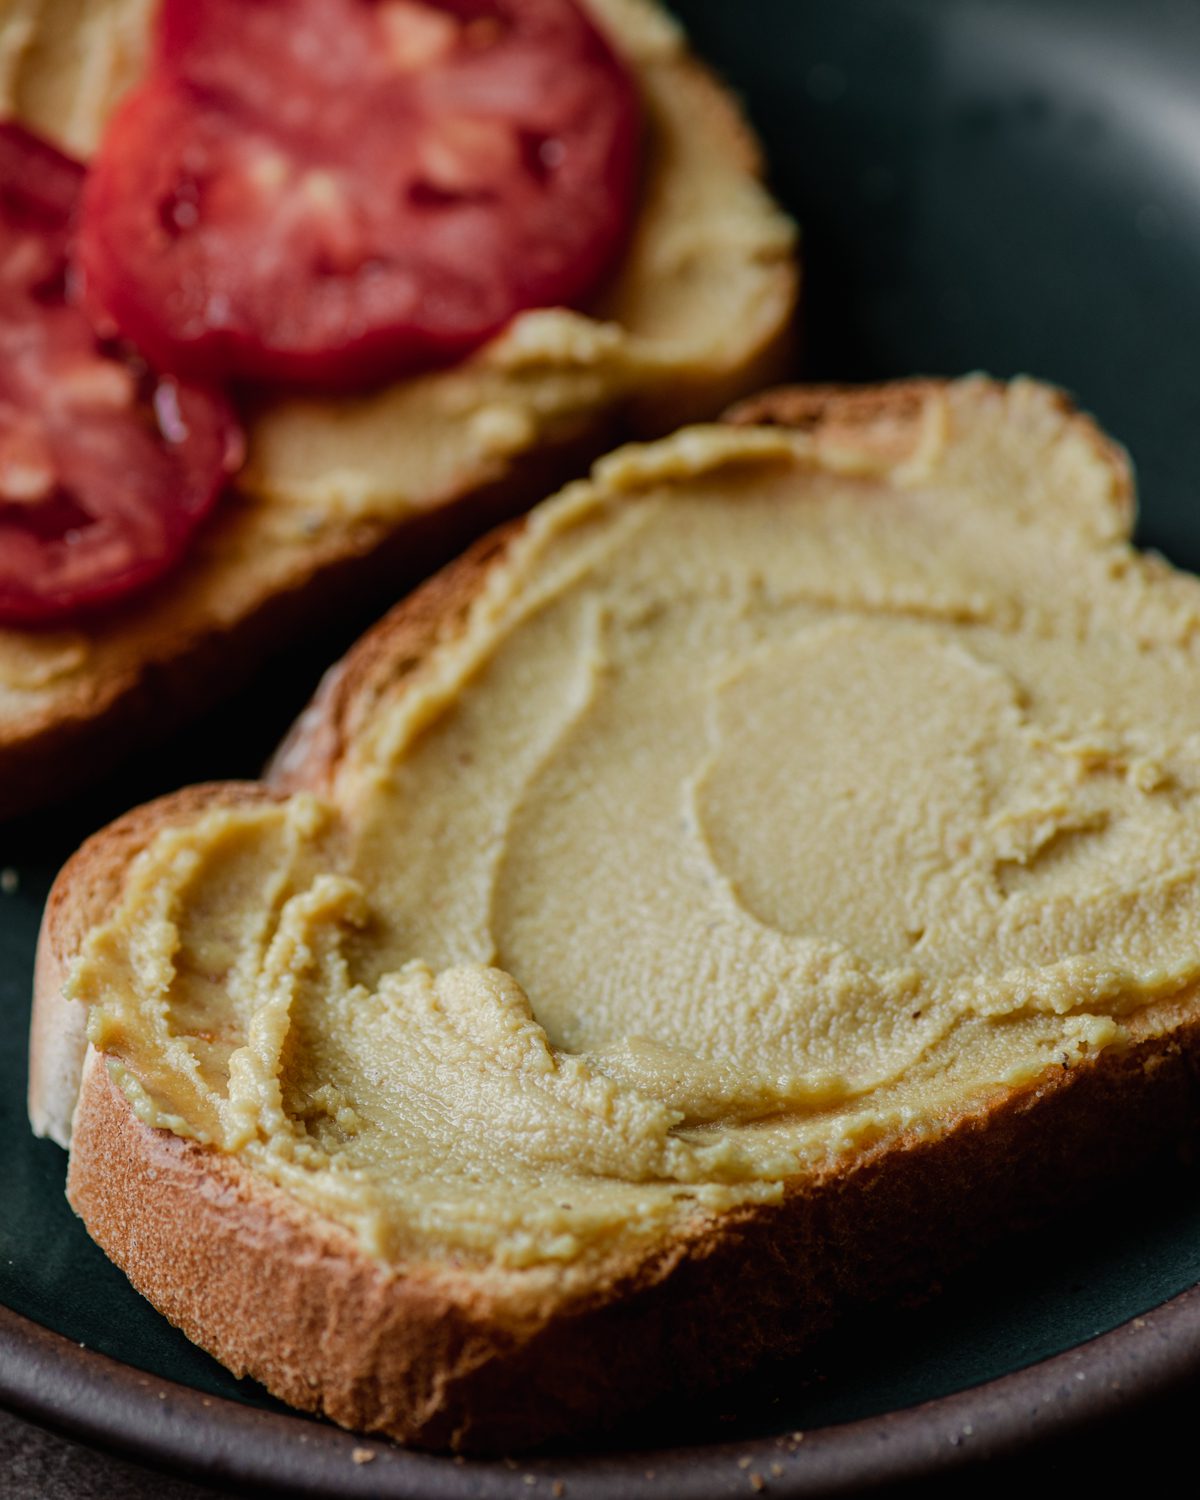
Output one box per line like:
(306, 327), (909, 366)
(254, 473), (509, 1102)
(3, 1285), (1199, 1498)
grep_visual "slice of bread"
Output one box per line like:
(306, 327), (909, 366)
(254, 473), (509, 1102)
(0, 0), (797, 818)
(31, 378), (1200, 1453)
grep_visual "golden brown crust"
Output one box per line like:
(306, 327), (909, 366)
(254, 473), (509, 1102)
(727, 378), (951, 444)
(41, 377), (1199, 1454)
(728, 378), (1137, 526)
(65, 987), (1200, 1452)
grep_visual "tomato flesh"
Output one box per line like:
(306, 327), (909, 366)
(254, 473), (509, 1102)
(80, 0), (643, 390)
(0, 123), (241, 626)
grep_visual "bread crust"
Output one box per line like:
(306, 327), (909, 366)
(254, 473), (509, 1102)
(0, 17), (797, 821)
(38, 379), (1200, 1454)
(729, 379), (1135, 525)
(65, 1012), (1200, 1453)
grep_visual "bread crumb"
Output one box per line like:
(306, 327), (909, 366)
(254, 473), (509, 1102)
(770, 1463), (784, 1477)
(351, 1447), (376, 1465)
(737, 1455), (752, 1469)
(1, 868), (18, 895)
(749, 1475), (765, 1493)
(552, 1484), (566, 1499)
(791, 1431), (805, 1442)
(523, 1477), (536, 1488)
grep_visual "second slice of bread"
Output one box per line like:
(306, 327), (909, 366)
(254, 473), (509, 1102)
(0, 0), (797, 818)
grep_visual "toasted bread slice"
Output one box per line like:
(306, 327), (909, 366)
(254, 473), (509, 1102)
(0, 0), (797, 819)
(31, 378), (1200, 1453)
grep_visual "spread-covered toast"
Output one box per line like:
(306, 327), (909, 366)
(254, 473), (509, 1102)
(0, 0), (796, 817)
(30, 378), (1200, 1450)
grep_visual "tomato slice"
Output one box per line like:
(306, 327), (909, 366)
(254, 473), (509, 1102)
(79, 0), (642, 390)
(0, 123), (242, 626)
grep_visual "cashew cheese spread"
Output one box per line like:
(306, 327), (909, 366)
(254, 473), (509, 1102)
(71, 382), (1200, 1271)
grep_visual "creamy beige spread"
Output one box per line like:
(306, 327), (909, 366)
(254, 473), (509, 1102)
(70, 381), (1200, 1272)
(0, 0), (796, 703)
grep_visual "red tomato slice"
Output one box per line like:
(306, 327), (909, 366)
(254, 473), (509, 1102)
(0, 123), (242, 626)
(80, 0), (642, 390)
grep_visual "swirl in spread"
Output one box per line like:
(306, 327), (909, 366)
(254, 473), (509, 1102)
(75, 385), (1200, 1269)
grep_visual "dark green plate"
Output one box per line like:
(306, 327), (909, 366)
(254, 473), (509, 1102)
(4, 1), (1200, 1493)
